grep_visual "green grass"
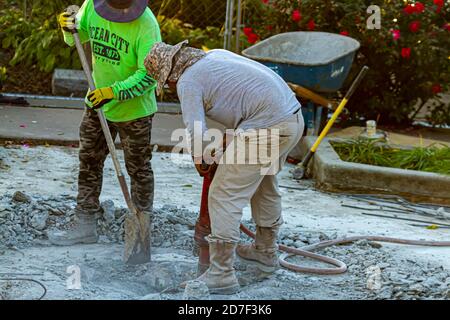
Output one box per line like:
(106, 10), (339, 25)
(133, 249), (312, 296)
(331, 138), (450, 176)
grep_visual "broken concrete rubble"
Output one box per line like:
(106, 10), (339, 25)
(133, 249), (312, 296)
(182, 280), (210, 300)
(0, 192), (199, 253)
(1, 147), (450, 300)
(1, 191), (449, 300)
(12, 191), (31, 203)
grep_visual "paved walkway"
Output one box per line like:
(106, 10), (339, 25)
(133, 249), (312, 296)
(0, 105), (224, 148)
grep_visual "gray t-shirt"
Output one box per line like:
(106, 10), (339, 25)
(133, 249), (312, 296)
(177, 49), (301, 140)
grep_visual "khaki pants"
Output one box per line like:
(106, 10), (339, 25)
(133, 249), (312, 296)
(209, 113), (305, 242)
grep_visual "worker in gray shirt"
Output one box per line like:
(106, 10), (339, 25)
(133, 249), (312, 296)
(145, 41), (304, 294)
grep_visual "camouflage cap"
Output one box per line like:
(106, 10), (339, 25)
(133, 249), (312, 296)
(144, 41), (206, 96)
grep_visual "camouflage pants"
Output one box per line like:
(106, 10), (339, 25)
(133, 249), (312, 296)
(76, 109), (154, 215)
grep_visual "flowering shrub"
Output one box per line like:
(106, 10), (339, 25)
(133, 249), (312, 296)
(242, 0), (450, 126)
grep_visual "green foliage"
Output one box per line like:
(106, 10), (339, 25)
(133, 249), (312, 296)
(0, 0), (223, 75)
(0, 66), (7, 83)
(155, 0), (225, 49)
(332, 138), (450, 175)
(152, 0), (227, 28)
(158, 16), (222, 49)
(243, 0), (450, 126)
(331, 138), (392, 167)
(0, 0), (83, 73)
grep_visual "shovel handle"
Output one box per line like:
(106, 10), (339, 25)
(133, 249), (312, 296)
(72, 29), (138, 216)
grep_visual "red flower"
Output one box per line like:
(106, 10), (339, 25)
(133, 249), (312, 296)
(243, 27), (253, 37)
(340, 31), (349, 36)
(401, 47), (411, 58)
(415, 2), (425, 13)
(247, 33), (259, 44)
(266, 25), (273, 31)
(261, 0), (269, 4)
(434, 0), (444, 12)
(434, 0), (444, 7)
(444, 23), (450, 31)
(392, 29), (401, 40)
(307, 19), (315, 31)
(409, 20), (421, 33)
(292, 10), (302, 22)
(404, 4), (416, 15)
(432, 84), (442, 94)
(243, 27), (258, 44)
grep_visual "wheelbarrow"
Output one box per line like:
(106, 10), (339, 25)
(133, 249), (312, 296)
(242, 31), (361, 136)
(242, 31), (360, 93)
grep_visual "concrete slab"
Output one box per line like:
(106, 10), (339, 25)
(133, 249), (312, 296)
(0, 105), (224, 149)
(52, 69), (88, 97)
(300, 136), (450, 204)
(0, 105), (82, 144)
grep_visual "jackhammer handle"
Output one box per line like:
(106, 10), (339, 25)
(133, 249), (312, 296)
(71, 28), (138, 216)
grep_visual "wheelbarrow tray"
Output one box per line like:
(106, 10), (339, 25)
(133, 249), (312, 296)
(242, 32), (360, 93)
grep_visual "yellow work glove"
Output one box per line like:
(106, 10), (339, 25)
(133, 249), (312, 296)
(58, 12), (76, 32)
(87, 87), (114, 109)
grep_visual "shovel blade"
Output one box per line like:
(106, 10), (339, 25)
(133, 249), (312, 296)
(124, 212), (151, 265)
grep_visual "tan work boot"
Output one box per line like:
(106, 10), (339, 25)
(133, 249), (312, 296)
(47, 210), (99, 246)
(236, 226), (280, 273)
(183, 239), (240, 295)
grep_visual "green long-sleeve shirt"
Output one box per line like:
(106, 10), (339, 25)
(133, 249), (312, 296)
(63, 0), (161, 122)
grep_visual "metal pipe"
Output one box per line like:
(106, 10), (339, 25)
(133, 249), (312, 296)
(223, 0), (231, 49)
(1, 93), (183, 113)
(2, 93), (84, 102)
(227, 0), (235, 51)
(235, 0), (242, 53)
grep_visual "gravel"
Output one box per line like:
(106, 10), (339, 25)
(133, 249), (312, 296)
(1, 191), (449, 300)
(0, 192), (197, 252)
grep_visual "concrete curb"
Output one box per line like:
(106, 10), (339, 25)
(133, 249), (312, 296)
(0, 105), (184, 150)
(0, 104), (224, 152)
(300, 136), (450, 204)
(1, 93), (182, 114)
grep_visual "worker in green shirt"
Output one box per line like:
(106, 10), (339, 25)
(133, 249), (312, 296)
(48, 0), (161, 246)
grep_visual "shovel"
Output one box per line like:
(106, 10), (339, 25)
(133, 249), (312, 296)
(66, 5), (150, 265)
(292, 66), (369, 180)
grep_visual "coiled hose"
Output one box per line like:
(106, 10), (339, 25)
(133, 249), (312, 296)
(0, 278), (47, 300)
(239, 224), (450, 275)
(199, 161), (450, 275)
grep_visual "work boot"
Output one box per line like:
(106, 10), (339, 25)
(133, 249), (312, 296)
(182, 239), (240, 295)
(47, 210), (99, 246)
(236, 226), (280, 273)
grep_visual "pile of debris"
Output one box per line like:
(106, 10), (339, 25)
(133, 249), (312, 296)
(276, 237), (449, 300)
(1, 191), (450, 300)
(0, 191), (197, 251)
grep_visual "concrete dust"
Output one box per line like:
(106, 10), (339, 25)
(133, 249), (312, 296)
(0, 145), (449, 300)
